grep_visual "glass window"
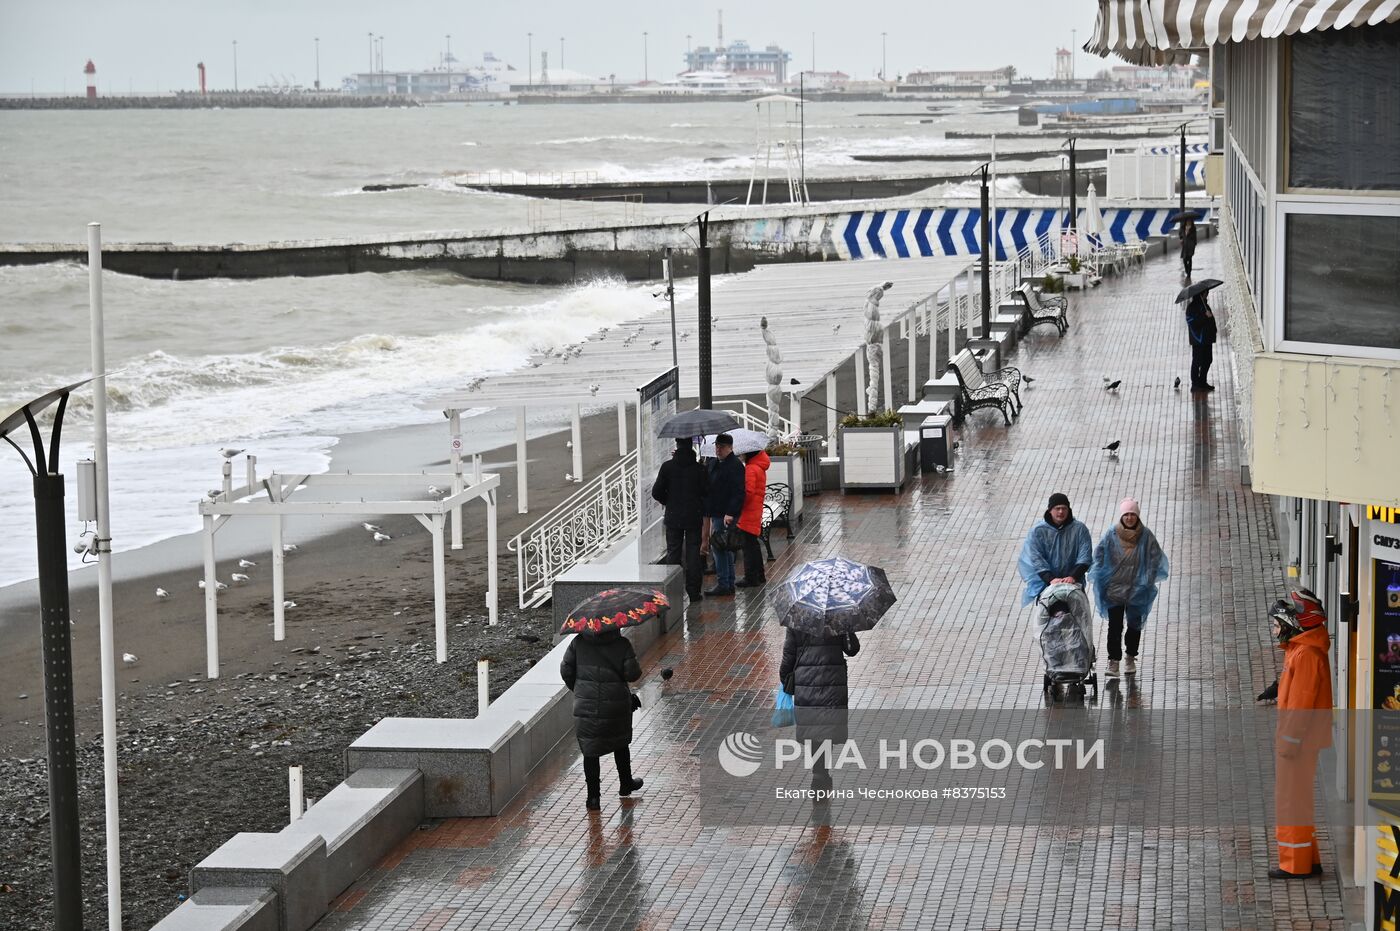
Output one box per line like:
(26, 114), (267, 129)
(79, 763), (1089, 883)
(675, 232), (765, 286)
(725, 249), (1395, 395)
(1284, 213), (1400, 350)
(1289, 23), (1400, 190)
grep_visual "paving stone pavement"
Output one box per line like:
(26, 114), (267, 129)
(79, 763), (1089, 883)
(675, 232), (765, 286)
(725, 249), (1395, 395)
(315, 240), (1350, 930)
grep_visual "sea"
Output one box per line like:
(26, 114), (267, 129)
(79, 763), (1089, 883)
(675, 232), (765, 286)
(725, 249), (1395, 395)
(0, 100), (1034, 586)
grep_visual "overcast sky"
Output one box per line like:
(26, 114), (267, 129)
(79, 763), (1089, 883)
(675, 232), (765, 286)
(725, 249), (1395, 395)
(0, 0), (1103, 93)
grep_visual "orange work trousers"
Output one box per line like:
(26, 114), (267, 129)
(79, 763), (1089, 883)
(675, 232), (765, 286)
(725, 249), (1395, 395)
(1274, 747), (1321, 874)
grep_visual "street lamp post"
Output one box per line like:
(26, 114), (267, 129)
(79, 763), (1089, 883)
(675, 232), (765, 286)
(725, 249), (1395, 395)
(1177, 121), (1188, 222)
(527, 33), (533, 86)
(232, 40), (238, 92)
(881, 32), (887, 83)
(314, 37), (320, 90)
(643, 31), (648, 83)
(1, 377), (96, 931)
(368, 31), (374, 82)
(560, 37), (565, 70)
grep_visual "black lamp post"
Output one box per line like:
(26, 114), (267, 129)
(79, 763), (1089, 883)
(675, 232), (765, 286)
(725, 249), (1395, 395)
(1178, 120), (1188, 223)
(977, 162), (991, 339)
(1066, 136), (1078, 231)
(0, 377), (93, 931)
(697, 212), (713, 409)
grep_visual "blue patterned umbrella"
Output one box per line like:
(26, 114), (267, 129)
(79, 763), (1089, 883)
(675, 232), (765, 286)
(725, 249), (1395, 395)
(772, 556), (897, 636)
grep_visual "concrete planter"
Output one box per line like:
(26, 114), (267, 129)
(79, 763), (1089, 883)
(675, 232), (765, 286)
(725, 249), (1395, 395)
(838, 426), (906, 491)
(767, 454), (804, 525)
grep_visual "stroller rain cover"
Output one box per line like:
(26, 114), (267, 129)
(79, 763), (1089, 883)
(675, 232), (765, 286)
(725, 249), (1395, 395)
(1032, 582), (1093, 679)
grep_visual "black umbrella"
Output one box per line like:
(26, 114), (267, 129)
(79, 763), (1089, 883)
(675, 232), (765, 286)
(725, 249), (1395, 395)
(771, 556), (897, 637)
(1175, 279), (1224, 303)
(657, 408), (739, 439)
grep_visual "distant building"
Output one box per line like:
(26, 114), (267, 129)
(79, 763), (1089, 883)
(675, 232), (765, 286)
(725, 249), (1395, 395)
(351, 53), (516, 95)
(1108, 64), (1194, 90)
(684, 40), (791, 84)
(1054, 48), (1074, 81)
(791, 70), (850, 89)
(905, 68), (1011, 89)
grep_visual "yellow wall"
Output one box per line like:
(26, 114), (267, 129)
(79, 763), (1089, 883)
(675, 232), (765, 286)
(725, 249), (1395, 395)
(1252, 353), (1400, 507)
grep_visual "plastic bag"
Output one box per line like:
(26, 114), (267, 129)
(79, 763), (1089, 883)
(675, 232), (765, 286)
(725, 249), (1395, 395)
(771, 687), (795, 727)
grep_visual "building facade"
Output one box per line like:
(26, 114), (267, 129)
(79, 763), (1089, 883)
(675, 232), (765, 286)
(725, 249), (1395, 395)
(1088, 4), (1399, 917)
(684, 40), (791, 84)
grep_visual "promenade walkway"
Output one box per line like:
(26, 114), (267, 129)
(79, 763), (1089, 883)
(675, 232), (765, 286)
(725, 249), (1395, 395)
(316, 239), (1351, 930)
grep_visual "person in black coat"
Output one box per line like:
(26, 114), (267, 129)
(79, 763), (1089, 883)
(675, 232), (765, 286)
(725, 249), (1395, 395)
(1185, 292), (1218, 392)
(650, 438), (709, 602)
(1179, 216), (1198, 276)
(561, 629), (643, 810)
(703, 434), (747, 596)
(779, 627), (860, 789)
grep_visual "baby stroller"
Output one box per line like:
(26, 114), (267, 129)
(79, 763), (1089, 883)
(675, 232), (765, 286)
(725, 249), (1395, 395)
(1033, 582), (1098, 701)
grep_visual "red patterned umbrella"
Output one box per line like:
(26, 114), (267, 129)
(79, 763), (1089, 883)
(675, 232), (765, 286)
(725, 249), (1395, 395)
(560, 587), (670, 636)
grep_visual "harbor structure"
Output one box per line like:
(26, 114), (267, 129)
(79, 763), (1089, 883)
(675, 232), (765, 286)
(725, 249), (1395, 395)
(1088, 1), (1399, 916)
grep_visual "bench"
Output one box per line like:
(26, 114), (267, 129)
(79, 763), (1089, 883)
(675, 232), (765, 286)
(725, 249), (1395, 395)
(760, 482), (792, 560)
(944, 356), (1014, 426)
(1014, 283), (1068, 336)
(967, 349), (1024, 414)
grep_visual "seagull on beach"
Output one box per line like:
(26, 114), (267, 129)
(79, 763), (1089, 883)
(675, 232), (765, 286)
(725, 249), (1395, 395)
(362, 523), (381, 533)
(372, 532), (392, 543)
(282, 600), (297, 609)
(282, 543), (298, 553)
(565, 473), (575, 482)
(679, 331), (691, 340)
(650, 339), (662, 348)
(588, 384), (600, 396)
(231, 573), (250, 583)
(122, 653), (138, 666)
(220, 448), (245, 459)
(565, 440), (574, 449)
(831, 324), (841, 335)
(155, 587), (169, 599)
(238, 559), (257, 568)
(197, 579), (229, 591)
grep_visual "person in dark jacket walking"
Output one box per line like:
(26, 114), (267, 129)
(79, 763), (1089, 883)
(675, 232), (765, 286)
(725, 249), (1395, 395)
(779, 627), (860, 790)
(561, 629), (644, 810)
(704, 434), (746, 596)
(651, 438), (710, 602)
(1178, 215), (1198, 276)
(1185, 292), (1218, 392)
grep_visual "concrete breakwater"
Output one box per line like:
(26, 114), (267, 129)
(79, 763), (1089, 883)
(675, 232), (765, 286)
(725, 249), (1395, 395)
(0, 94), (417, 110)
(0, 199), (1207, 284)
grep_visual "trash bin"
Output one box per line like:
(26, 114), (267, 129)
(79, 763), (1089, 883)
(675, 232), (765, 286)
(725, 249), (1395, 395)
(796, 434), (824, 496)
(920, 416), (954, 471)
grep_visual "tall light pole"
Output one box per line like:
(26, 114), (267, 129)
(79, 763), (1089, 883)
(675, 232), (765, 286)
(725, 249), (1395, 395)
(368, 31), (374, 81)
(560, 36), (565, 70)
(527, 32), (533, 85)
(643, 31), (649, 82)
(881, 32), (887, 82)
(1177, 120), (1190, 221)
(232, 40), (238, 92)
(446, 33), (452, 67)
(2, 377), (96, 931)
(314, 37), (320, 90)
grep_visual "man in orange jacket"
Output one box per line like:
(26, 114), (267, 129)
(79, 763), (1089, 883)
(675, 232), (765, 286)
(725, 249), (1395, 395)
(1269, 588), (1333, 880)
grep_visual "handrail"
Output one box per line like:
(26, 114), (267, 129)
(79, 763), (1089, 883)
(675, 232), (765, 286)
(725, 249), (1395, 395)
(507, 448), (639, 609)
(716, 398), (795, 438)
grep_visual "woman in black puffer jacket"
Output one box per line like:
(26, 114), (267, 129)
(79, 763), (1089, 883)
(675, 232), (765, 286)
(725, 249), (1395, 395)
(561, 629), (643, 810)
(779, 628), (860, 789)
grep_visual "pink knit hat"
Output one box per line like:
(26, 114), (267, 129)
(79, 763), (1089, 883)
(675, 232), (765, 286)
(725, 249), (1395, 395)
(1119, 497), (1141, 517)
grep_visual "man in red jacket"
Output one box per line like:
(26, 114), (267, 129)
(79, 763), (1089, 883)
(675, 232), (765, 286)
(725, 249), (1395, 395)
(1269, 588), (1333, 879)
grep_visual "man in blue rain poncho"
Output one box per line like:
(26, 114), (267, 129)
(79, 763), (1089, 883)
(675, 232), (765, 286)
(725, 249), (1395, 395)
(1018, 492), (1094, 607)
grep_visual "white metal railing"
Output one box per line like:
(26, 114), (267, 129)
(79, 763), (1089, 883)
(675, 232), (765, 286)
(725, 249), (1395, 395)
(716, 398), (795, 437)
(507, 449), (639, 609)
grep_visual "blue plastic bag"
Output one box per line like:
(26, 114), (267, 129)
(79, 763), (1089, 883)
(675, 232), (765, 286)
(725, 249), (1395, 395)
(771, 687), (795, 727)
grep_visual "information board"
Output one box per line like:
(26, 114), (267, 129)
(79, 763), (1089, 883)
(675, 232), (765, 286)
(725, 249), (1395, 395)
(1372, 557), (1400, 803)
(636, 368), (679, 567)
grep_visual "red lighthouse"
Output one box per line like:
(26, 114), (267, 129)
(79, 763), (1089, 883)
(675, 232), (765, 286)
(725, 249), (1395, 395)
(84, 60), (96, 99)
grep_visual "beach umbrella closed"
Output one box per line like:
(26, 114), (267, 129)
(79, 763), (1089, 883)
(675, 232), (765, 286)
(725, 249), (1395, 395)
(560, 587), (670, 636)
(771, 556), (897, 637)
(1175, 279), (1224, 303)
(761, 316), (784, 439)
(657, 408), (739, 438)
(1084, 181), (1105, 250)
(863, 282), (893, 412)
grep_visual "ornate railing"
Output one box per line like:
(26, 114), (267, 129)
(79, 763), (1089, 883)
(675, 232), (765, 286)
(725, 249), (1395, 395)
(508, 449), (639, 609)
(716, 398), (795, 437)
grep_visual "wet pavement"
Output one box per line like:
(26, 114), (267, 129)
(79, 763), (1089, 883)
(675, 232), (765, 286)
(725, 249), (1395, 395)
(316, 240), (1350, 930)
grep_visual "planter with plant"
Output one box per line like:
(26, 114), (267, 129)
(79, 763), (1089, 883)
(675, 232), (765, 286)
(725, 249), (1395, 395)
(837, 410), (907, 491)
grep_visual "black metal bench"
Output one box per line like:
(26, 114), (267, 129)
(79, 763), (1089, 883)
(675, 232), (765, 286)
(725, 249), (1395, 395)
(945, 355), (1014, 426)
(1014, 283), (1068, 336)
(760, 482), (792, 560)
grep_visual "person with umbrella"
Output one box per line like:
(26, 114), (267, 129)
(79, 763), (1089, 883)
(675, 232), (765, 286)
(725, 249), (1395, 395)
(1178, 214), (1198, 276)
(1018, 492), (1094, 607)
(704, 433), (747, 597)
(560, 588), (668, 810)
(1183, 287), (1219, 393)
(651, 438), (709, 603)
(774, 557), (896, 792)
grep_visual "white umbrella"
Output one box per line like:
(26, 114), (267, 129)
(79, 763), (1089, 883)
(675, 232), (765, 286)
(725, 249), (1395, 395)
(698, 428), (769, 457)
(761, 316), (784, 439)
(1084, 180), (1105, 251)
(864, 282), (893, 412)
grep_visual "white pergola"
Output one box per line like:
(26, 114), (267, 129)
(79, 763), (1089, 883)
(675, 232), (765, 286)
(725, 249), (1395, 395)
(196, 453), (499, 679)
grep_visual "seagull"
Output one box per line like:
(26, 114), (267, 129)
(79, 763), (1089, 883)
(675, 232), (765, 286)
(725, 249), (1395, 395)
(122, 653), (138, 666)
(1173, 376), (1182, 391)
(427, 485), (444, 496)
(362, 522), (381, 533)
(588, 384), (600, 396)
(207, 489), (223, 499)
(565, 440), (574, 449)
(219, 448), (245, 459)
(1104, 380), (1121, 392)
(282, 600), (297, 609)
(565, 473), (575, 482)
(238, 559), (257, 568)
(649, 339), (662, 348)
(231, 573), (250, 582)
(282, 543), (299, 553)
(372, 532), (392, 543)
(679, 331), (691, 340)
(1103, 440), (1121, 456)
(197, 579), (228, 590)
(831, 324), (841, 335)
(155, 587), (169, 599)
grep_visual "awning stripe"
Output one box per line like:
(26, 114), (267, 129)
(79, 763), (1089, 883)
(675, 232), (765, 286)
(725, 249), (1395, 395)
(1087, 0), (1400, 59)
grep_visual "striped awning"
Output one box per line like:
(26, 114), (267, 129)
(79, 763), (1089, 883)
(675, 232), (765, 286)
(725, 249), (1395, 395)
(1086, 0), (1400, 62)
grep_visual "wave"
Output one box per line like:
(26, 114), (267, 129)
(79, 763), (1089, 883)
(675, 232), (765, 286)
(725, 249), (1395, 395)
(535, 134), (694, 146)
